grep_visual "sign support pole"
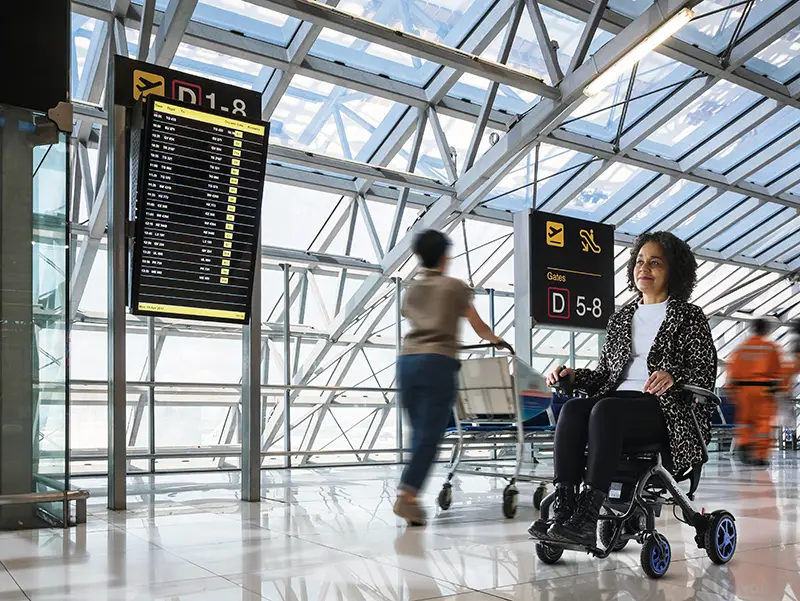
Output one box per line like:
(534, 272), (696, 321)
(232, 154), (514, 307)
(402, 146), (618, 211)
(513, 211), (533, 365)
(107, 92), (128, 510)
(242, 233), (261, 501)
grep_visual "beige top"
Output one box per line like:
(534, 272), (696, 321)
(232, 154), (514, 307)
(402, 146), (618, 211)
(401, 270), (474, 358)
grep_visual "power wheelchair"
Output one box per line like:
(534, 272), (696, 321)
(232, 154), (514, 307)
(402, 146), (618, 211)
(534, 383), (737, 579)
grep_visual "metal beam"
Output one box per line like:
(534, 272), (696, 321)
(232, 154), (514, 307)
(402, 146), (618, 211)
(136, 0), (156, 61)
(462, 0), (525, 174)
(388, 109), (427, 251)
(525, 0), (564, 84)
(537, 0), (800, 109)
(456, 0), (704, 203)
(567, 0), (608, 75)
(545, 129), (800, 209)
(148, 0), (198, 66)
(427, 107), (458, 183)
(253, 0), (559, 98)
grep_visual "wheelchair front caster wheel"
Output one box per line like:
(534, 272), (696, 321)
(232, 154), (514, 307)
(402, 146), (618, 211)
(535, 542), (563, 564)
(438, 485), (452, 511)
(533, 485), (547, 510)
(641, 533), (671, 579)
(502, 486), (518, 519)
(704, 511), (736, 565)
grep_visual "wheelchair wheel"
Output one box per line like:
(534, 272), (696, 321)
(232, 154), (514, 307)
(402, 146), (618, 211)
(438, 484), (452, 511)
(599, 511), (628, 552)
(533, 485), (547, 511)
(502, 485), (518, 519)
(535, 542), (563, 564)
(704, 511), (736, 565)
(641, 533), (671, 579)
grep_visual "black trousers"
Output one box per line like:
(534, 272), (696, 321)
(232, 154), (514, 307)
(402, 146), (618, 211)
(553, 391), (669, 494)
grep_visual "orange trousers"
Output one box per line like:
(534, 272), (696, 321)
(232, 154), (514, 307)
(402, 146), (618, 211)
(734, 387), (776, 461)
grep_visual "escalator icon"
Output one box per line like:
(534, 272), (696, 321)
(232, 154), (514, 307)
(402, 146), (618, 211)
(579, 228), (601, 254)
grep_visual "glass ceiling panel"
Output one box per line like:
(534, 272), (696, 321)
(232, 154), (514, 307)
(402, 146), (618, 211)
(705, 202), (784, 251)
(615, 180), (703, 233)
(480, 14), (549, 83)
(755, 231), (800, 265)
(191, 0), (300, 45)
(448, 73), (538, 115)
(637, 81), (760, 160)
(478, 4), (609, 86)
(131, 0), (300, 45)
(563, 54), (695, 143)
(745, 145), (800, 186)
(388, 112), (470, 180)
(720, 207), (794, 257)
(777, 245), (800, 265)
(171, 42), (266, 90)
(270, 75), (398, 159)
(542, 6), (613, 76)
(693, 264), (740, 304)
(310, 28), (438, 87)
(71, 15), (100, 99)
(744, 282), (795, 316)
(745, 216), (800, 258)
(607, 0), (654, 18)
(700, 106), (800, 174)
(317, 0), (489, 86)
(670, 192), (744, 240)
(687, 197), (757, 247)
(675, 0), (791, 54)
(483, 145), (587, 212)
(746, 24), (800, 84)
(558, 164), (651, 219)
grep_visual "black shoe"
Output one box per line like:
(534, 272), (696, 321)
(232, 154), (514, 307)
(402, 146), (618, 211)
(737, 445), (752, 465)
(528, 483), (576, 539)
(548, 485), (606, 547)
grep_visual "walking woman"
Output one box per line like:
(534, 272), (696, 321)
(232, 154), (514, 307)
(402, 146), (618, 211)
(394, 229), (507, 527)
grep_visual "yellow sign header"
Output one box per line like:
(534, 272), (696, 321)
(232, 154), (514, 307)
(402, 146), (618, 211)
(153, 100), (266, 137)
(138, 302), (245, 321)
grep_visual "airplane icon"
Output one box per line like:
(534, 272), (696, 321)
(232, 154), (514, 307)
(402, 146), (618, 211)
(133, 70), (165, 101)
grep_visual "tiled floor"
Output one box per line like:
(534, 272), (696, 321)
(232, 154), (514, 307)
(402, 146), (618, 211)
(2, 454), (800, 600)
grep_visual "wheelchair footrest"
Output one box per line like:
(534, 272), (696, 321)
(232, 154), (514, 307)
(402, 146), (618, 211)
(535, 539), (606, 557)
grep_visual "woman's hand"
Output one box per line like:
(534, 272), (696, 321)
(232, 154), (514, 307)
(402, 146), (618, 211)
(547, 365), (575, 387)
(644, 371), (674, 397)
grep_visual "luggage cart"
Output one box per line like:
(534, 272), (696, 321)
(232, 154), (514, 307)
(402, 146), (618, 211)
(438, 345), (553, 518)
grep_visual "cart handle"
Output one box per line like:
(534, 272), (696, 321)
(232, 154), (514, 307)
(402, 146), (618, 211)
(460, 342), (515, 354)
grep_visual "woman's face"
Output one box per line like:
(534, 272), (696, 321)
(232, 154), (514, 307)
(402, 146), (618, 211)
(634, 242), (669, 297)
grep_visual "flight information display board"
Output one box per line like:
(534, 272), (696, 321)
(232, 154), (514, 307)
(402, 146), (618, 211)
(130, 97), (269, 323)
(529, 211), (615, 330)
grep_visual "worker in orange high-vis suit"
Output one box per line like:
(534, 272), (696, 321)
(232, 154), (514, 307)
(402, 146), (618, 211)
(781, 321), (800, 442)
(727, 318), (783, 466)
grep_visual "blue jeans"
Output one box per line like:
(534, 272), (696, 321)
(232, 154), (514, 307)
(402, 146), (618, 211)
(397, 354), (460, 493)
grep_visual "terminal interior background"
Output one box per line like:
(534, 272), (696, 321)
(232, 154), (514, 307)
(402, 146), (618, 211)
(3, 0), (800, 599)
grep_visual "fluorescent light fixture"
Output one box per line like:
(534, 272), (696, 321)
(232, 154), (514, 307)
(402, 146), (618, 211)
(583, 8), (695, 97)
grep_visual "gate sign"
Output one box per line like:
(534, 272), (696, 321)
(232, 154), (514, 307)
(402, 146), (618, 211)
(114, 56), (261, 120)
(529, 210), (614, 330)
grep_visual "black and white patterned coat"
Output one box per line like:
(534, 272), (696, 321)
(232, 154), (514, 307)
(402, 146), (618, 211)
(573, 298), (717, 475)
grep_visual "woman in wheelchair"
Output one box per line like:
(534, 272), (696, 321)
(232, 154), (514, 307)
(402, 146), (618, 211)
(529, 231), (718, 549)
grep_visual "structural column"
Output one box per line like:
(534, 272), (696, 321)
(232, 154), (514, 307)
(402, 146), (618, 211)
(0, 111), (35, 527)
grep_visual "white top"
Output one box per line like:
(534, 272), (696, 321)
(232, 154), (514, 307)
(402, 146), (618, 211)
(617, 299), (669, 392)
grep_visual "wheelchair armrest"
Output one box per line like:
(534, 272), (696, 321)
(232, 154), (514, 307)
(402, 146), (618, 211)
(679, 384), (718, 466)
(679, 384), (721, 407)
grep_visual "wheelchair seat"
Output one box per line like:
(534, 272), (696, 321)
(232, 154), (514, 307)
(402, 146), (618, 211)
(622, 442), (665, 456)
